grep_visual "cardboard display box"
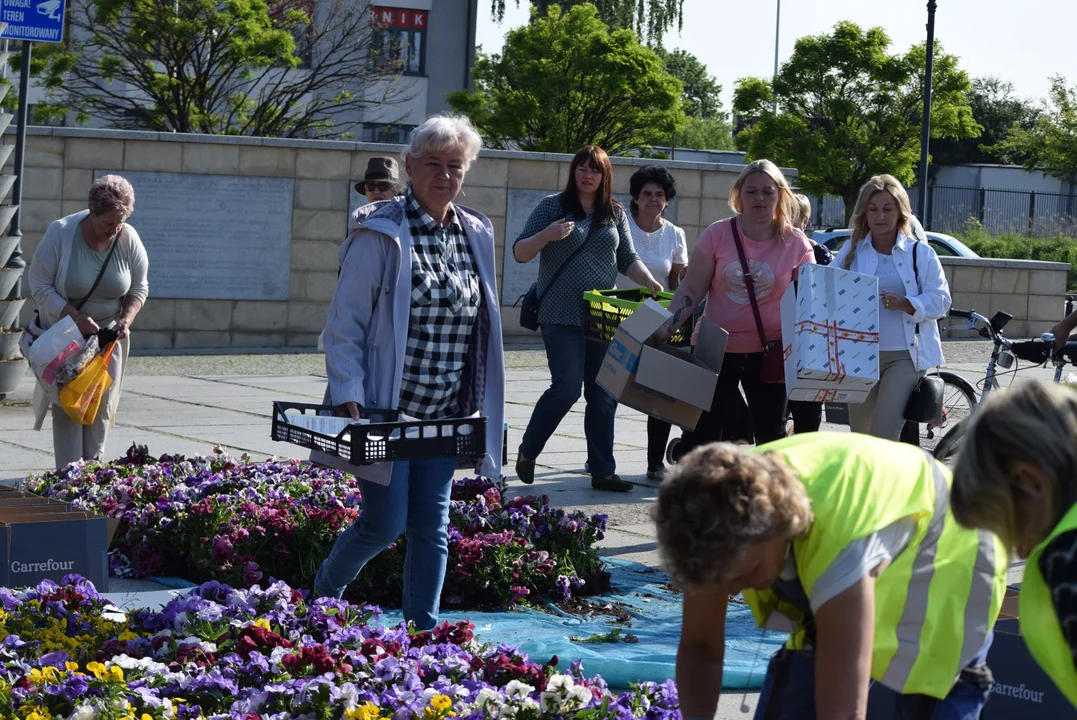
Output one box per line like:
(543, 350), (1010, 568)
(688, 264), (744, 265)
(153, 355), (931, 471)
(597, 300), (728, 430)
(0, 489), (117, 592)
(781, 264), (880, 403)
(981, 587), (1073, 717)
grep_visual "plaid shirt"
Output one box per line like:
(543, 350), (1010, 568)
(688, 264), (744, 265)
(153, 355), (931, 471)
(398, 191), (482, 420)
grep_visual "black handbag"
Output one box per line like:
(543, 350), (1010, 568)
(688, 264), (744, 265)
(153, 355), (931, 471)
(904, 240), (945, 423)
(516, 220), (591, 332)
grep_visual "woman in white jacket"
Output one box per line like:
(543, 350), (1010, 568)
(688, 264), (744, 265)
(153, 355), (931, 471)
(834, 175), (950, 441)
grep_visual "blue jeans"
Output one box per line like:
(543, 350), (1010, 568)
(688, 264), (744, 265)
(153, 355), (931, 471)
(754, 633), (993, 720)
(313, 456), (456, 630)
(520, 324), (617, 478)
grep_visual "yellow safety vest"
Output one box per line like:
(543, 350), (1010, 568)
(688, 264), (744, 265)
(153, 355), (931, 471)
(742, 433), (1008, 699)
(1021, 503), (1077, 707)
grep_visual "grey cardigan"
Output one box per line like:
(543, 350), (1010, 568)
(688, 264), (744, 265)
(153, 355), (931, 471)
(312, 196), (506, 484)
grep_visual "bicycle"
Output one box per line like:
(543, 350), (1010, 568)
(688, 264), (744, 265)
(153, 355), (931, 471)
(930, 307), (1077, 463)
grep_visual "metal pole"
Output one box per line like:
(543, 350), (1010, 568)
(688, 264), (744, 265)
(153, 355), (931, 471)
(772, 0), (780, 113)
(917, 0), (936, 223)
(5, 41), (31, 299)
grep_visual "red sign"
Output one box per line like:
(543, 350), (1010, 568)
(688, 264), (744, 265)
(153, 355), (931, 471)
(371, 7), (428, 30)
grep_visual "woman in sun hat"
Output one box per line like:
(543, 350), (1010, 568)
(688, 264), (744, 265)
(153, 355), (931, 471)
(355, 156), (405, 204)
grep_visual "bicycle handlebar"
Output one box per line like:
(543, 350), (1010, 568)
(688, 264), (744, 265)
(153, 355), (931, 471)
(948, 309), (973, 320)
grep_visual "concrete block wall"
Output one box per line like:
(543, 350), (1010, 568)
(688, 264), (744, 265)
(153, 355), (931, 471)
(939, 257), (1071, 339)
(7, 127), (754, 350)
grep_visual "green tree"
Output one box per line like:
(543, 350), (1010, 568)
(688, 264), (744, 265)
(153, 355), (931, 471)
(490, 0), (683, 47)
(449, 5), (684, 155)
(931, 76), (1041, 167)
(733, 21), (979, 222)
(677, 116), (734, 151)
(31, 0), (413, 137)
(657, 48), (722, 120)
(991, 76), (1077, 184)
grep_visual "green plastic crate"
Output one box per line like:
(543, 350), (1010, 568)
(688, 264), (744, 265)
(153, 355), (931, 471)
(582, 288), (690, 346)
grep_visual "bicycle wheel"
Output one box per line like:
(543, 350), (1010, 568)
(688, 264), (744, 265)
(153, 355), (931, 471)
(922, 372), (978, 461)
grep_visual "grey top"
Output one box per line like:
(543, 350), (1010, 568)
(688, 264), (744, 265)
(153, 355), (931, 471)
(513, 194), (640, 327)
(65, 232), (131, 323)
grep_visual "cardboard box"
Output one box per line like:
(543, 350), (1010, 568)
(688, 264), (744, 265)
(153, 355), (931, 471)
(781, 264), (880, 403)
(0, 510), (118, 592)
(982, 617), (1072, 717)
(597, 300), (728, 430)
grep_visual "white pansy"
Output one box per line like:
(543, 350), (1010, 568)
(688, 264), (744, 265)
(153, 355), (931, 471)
(503, 680), (535, 700)
(545, 674), (575, 695)
(539, 692), (562, 713)
(568, 685), (592, 705)
(475, 688), (501, 710)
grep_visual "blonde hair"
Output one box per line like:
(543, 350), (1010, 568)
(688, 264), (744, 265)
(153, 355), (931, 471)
(793, 193), (812, 228)
(952, 381), (1077, 553)
(88, 175), (135, 217)
(652, 443), (814, 591)
(841, 175), (913, 270)
(728, 160), (798, 243)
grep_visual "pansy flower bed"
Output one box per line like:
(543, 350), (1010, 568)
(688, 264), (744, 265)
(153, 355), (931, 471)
(22, 446), (609, 610)
(0, 575), (678, 719)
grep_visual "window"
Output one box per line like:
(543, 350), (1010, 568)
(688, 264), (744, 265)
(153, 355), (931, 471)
(362, 123), (416, 144)
(369, 6), (427, 76)
(929, 239), (959, 257)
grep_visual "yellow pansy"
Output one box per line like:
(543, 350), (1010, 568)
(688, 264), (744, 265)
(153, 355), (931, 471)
(66, 662), (80, 673)
(86, 662), (107, 680)
(253, 618), (272, 631)
(23, 710), (50, 720)
(28, 668), (44, 684)
(110, 666), (124, 682)
(119, 630), (139, 642)
(345, 702), (382, 720)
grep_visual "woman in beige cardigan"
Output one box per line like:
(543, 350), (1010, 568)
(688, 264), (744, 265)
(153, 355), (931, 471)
(28, 175), (149, 469)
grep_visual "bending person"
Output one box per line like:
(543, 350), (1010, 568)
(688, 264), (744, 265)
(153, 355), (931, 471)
(951, 380), (1077, 708)
(656, 433), (1007, 719)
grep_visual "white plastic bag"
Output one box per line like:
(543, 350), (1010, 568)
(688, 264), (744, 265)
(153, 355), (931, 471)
(25, 315), (86, 387)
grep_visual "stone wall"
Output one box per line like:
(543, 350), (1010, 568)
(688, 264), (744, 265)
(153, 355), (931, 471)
(8, 127), (754, 350)
(939, 257), (1070, 339)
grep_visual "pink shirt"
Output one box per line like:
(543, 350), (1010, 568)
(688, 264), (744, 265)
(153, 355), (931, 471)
(697, 218), (814, 354)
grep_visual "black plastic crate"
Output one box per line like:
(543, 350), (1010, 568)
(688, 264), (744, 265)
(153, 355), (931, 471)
(583, 288), (690, 347)
(272, 402), (486, 466)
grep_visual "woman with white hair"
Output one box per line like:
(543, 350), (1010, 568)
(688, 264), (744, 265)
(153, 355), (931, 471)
(312, 114), (506, 629)
(28, 174), (148, 470)
(653, 160), (814, 457)
(835, 175), (950, 441)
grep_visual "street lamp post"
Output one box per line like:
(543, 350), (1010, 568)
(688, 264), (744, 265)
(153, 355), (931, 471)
(773, 0), (780, 113)
(917, 0), (937, 223)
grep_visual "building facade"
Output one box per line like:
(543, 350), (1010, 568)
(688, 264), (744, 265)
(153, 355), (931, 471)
(14, 0), (478, 140)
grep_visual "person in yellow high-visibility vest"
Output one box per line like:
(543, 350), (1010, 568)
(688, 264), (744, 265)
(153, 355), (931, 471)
(654, 433), (1008, 720)
(951, 380), (1077, 708)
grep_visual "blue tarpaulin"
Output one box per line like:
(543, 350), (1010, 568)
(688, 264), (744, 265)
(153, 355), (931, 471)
(378, 558), (785, 689)
(136, 559), (786, 689)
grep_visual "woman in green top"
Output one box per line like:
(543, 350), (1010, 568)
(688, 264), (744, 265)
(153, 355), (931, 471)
(951, 380), (1077, 707)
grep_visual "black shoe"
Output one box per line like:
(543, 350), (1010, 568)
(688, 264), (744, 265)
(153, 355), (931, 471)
(646, 465), (666, 481)
(515, 450), (535, 485)
(591, 474), (633, 492)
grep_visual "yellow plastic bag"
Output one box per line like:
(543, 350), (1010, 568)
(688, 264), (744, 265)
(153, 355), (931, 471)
(59, 342), (116, 425)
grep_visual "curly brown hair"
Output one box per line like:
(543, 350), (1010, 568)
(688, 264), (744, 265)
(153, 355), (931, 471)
(652, 443), (814, 591)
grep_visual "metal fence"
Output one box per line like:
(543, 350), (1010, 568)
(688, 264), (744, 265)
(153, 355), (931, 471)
(806, 185), (1077, 238)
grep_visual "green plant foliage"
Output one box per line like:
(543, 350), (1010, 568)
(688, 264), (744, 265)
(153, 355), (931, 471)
(733, 21), (979, 223)
(449, 5), (684, 156)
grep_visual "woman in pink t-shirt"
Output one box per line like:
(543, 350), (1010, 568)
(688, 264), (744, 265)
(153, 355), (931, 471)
(654, 160), (814, 455)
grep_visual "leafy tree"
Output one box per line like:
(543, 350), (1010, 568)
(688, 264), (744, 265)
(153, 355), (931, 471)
(490, 0), (683, 47)
(733, 21), (979, 223)
(991, 76), (1077, 184)
(657, 48), (722, 120)
(449, 5), (683, 156)
(931, 76), (1041, 167)
(31, 0), (413, 137)
(676, 116), (734, 151)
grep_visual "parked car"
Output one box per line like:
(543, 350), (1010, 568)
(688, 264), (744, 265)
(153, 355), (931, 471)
(810, 228), (980, 258)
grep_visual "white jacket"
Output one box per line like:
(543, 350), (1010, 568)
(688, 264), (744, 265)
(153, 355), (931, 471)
(834, 231), (950, 371)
